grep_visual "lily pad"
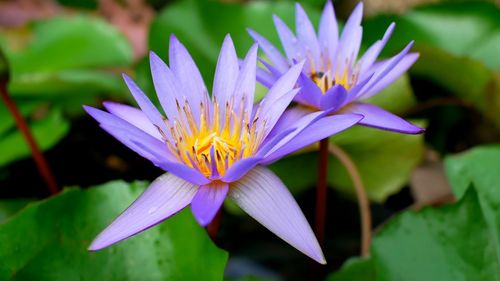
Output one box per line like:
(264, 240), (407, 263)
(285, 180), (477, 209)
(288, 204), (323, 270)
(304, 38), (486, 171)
(327, 186), (500, 280)
(0, 180), (228, 281)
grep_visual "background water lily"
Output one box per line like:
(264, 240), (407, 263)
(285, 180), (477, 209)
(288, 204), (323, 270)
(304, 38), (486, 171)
(249, 1), (424, 134)
(84, 34), (363, 264)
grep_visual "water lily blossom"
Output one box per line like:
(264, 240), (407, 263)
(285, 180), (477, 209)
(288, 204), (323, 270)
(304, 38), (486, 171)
(249, 1), (424, 134)
(84, 35), (363, 264)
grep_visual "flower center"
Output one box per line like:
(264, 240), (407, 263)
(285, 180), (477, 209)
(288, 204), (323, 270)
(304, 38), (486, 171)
(163, 96), (265, 178)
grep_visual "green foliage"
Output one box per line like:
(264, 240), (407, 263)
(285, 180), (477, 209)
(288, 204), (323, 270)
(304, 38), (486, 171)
(0, 181), (228, 281)
(445, 145), (500, 260)
(0, 105), (69, 168)
(363, 2), (500, 129)
(328, 187), (499, 280)
(328, 145), (500, 280)
(2, 16), (132, 98)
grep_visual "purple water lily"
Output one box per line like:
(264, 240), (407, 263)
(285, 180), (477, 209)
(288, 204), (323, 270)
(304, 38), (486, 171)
(249, 1), (424, 134)
(84, 35), (363, 263)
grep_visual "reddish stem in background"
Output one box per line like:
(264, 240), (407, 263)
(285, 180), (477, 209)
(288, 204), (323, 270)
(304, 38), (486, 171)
(315, 138), (329, 247)
(0, 81), (58, 195)
(207, 209), (222, 241)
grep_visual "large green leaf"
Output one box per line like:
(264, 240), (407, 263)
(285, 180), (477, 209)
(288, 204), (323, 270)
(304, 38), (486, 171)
(327, 187), (500, 280)
(325, 257), (374, 281)
(0, 106), (70, 168)
(444, 145), (500, 261)
(1, 15), (133, 98)
(0, 180), (228, 280)
(371, 187), (499, 280)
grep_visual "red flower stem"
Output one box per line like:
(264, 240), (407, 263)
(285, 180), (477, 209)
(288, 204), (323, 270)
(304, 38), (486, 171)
(207, 209), (222, 241)
(0, 80), (58, 195)
(329, 143), (371, 257)
(315, 138), (329, 247)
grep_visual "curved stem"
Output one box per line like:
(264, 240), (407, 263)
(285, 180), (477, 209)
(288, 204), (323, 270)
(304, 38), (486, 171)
(328, 143), (371, 257)
(0, 80), (58, 195)
(315, 138), (329, 247)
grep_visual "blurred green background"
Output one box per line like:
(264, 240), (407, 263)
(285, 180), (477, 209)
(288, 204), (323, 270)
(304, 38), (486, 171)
(0, 0), (499, 280)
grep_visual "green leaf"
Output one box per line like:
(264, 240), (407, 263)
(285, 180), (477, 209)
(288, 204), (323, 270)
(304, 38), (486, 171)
(326, 186), (500, 280)
(0, 199), (33, 224)
(444, 145), (500, 261)
(0, 180), (228, 280)
(1, 15), (133, 98)
(371, 187), (500, 280)
(0, 107), (70, 167)
(325, 257), (374, 281)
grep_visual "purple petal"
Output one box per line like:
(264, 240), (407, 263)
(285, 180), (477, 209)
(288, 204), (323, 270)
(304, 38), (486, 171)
(191, 181), (229, 226)
(234, 44), (258, 113)
(149, 51), (183, 121)
(103, 101), (162, 140)
(256, 67), (277, 88)
(294, 73), (322, 109)
(132, 140), (211, 185)
(169, 35), (206, 124)
(222, 157), (263, 183)
(262, 113), (364, 164)
(213, 35), (239, 121)
(229, 166), (326, 264)
(362, 53), (419, 98)
(358, 22), (395, 75)
(295, 3), (321, 69)
(259, 61), (304, 117)
(319, 84), (348, 111)
(273, 15), (304, 62)
(357, 41), (414, 99)
(262, 110), (326, 160)
(338, 2), (363, 64)
(343, 102), (424, 134)
(89, 173), (198, 251)
(247, 29), (289, 72)
(84, 106), (174, 163)
(318, 0), (339, 62)
(260, 88), (300, 138)
(265, 106), (311, 141)
(122, 74), (170, 139)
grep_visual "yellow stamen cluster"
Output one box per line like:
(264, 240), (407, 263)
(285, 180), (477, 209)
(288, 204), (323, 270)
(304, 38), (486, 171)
(309, 57), (359, 93)
(162, 96), (265, 178)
